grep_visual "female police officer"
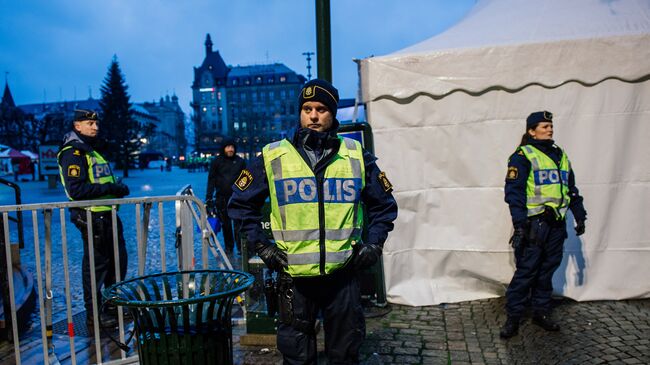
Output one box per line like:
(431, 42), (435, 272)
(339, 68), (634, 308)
(500, 111), (587, 338)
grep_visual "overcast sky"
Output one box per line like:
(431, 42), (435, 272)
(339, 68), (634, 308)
(1, 0), (474, 114)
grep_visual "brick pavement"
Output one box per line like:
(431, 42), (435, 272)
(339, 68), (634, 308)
(235, 298), (650, 365)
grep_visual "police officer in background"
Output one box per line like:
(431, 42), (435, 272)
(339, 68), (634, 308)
(228, 79), (398, 364)
(501, 111), (587, 338)
(205, 140), (246, 254)
(58, 109), (130, 328)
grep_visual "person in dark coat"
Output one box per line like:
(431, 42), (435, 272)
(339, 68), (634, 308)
(228, 79), (398, 364)
(205, 140), (246, 253)
(57, 109), (130, 328)
(500, 110), (587, 338)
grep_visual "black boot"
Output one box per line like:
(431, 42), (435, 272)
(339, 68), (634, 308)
(532, 313), (560, 331)
(500, 316), (520, 338)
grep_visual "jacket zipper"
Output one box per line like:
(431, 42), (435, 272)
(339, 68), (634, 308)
(317, 175), (326, 275)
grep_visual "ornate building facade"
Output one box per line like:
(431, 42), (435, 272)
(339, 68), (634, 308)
(191, 34), (306, 156)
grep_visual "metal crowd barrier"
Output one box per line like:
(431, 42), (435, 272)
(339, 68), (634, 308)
(0, 187), (235, 365)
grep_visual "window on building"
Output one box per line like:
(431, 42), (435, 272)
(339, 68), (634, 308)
(217, 91), (222, 100)
(211, 122), (216, 129)
(252, 92), (257, 102)
(242, 121), (247, 129)
(232, 78), (239, 86)
(269, 91), (275, 99)
(218, 120), (222, 130)
(211, 106), (216, 115)
(218, 106), (223, 114)
(234, 122), (239, 131)
(290, 105), (295, 115)
(280, 90), (286, 99)
(245, 78), (251, 85)
(211, 92), (216, 100)
(241, 93), (247, 101)
(280, 75), (286, 83)
(268, 77), (275, 84)
(256, 76), (262, 84)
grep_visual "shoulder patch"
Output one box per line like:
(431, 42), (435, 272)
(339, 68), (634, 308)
(506, 166), (518, 180)
(378, 171), (393, 192)
(517, 150), (524, 155)
(68, 165), (81, 177)
(73, 149), (81, 156)
(235, 169), (253, 191)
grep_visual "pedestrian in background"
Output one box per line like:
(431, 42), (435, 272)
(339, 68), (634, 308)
(57, 109), (130, 328)
(228, 79), (398, 364)
(205, 140), (246, 254)
(501, 110), (587, 338)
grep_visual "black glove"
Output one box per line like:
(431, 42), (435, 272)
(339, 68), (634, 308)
(255, 242), (287, 272)
(509, 225), (527, 249)
(110, 182), (130, 197)
(575, 220), (586, 236)
(205, 198), (217, 217)
(353, 242), (382, 270)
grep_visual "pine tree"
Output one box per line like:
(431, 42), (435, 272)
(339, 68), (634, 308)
(99, 56), (149, 177)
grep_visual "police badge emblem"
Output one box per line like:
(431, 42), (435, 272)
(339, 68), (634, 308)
(235, 169), (253, 191)
(506, 166), (518, 180)
(378, 172), (393, 192)
(68, 165), (81, 177)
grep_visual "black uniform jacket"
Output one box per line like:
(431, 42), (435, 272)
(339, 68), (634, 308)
(228, 127), (398, 249)
(504, 139), (587, 228)
(58, 131), (119, 219)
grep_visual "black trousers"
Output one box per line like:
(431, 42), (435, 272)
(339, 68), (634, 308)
(277, 270), (365, 365)
(216, 195), (240, 251)
(506, 219), (567, 317)
(72, 211), (128, 314)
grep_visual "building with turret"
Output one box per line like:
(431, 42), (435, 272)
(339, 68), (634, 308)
(141, 94), (187, 158)
(191, 34), (306, 156)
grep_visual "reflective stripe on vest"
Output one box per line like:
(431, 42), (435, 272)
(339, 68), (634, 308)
(57, 146), (117, 212)
(263, 137), (365, 277)
(519, 145), (571, 219)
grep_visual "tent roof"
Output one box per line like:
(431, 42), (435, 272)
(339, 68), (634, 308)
(396, 0), (650, 54)
(0, 148), (29, 159)
(360, 0), (650, 102)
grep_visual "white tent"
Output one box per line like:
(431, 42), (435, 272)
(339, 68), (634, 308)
(359, 0), (650, 306)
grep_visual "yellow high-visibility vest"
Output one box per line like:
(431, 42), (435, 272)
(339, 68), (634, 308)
(263, 137), (365, 277)
(519, 145), (571, 219)
(58, 146), (117, 212)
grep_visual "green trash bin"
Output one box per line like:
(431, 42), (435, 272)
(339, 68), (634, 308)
(103, 270), (254, 365)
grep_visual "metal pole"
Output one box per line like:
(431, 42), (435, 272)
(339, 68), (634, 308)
(315, 0), (332, 82)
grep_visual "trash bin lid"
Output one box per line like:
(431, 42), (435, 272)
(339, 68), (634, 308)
(102, 269), (254, 308)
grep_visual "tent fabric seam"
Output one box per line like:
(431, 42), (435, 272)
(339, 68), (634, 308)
(371, 73), (650, 104)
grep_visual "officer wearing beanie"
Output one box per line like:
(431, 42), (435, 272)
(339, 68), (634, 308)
(229, 79), (398, 364)
(500, 110), (587, 338)
(58, 109), (130, 328)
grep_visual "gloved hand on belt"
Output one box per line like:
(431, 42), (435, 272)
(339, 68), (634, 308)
(256, 241), (287, 272)
(353, 242), (382, 270)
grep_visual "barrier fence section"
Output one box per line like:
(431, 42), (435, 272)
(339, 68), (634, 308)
(0, 189), (234, 365)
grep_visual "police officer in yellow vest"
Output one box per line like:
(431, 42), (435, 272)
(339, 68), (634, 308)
(229, 79), (398, 364)
(58, 109), (130, 328)
(501, 111), (587, 338)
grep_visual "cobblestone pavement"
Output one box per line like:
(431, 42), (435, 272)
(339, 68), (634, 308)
(234, 298), (650, 365)
(1, 297), (648, 364)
